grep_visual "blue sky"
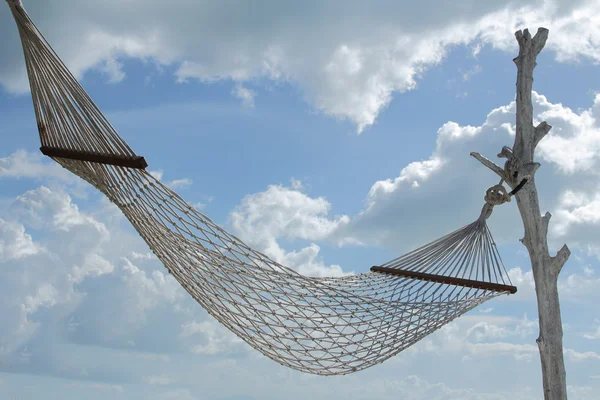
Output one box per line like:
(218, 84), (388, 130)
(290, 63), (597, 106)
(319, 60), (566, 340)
(1, 0), (600, 399)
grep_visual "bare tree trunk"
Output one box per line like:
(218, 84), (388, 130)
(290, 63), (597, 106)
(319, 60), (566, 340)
(471, 28), (570, 399)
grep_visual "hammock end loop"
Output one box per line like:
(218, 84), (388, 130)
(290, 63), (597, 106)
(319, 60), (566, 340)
(485, 184), (511, 206)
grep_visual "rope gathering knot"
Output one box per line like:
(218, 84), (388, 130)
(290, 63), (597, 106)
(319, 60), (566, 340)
(485, 184), (511, 206)
(6, 0), (22, 6)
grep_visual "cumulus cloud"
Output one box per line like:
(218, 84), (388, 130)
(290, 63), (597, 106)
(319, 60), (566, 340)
(339, 106), (519, 251)
(0, 164), (269, 389)
(328, 92), (600, 260)
(120, 258), (184, 318)
(407, 315), (539, 362)
(557, 265), (600, 299)
(230, 181), (353, 277)
(405, 312), (600, 374)
(0, 219), (41, 262)
(0, 184), (199, 374)
(180, 320), (245, 356)
(0, 159), (599, 398)
(553, 189), (600, 256)
(564, 348), (600, 362)
(465, 315), (538, 342)
(0, 150), (73, 182)
(222, 92), (600, 311)
(535, 93), (600, 175)
(2, 0), (600, 131)
(223, 91), (600, 287)
(0, 187), (112, 358)
(230, 182), (350, 244)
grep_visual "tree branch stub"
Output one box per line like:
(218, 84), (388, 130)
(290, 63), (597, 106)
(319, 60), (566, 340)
(470, 152), (506, 180)
(554, 244), (571, 274)
(534, 121), (552, 148)
(541, 212), (551, 238)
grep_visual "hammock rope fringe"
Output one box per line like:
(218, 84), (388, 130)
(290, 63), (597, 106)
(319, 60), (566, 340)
(7, 1), (517, 376)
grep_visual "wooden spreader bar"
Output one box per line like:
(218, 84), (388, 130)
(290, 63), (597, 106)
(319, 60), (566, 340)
(40, 146), (148, 169)
(371, 266), (518, 294)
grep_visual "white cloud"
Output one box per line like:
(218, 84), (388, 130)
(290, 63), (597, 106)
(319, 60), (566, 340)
(149, 170), (164, 181)
(12, 187), (109, 239)
(69, 253), (115, 284)
(1, 85), (600, 396)
(192, 196), (214, 212)
(466, 315), (538, 342)
(564, 348), (600, 361)
(329, 92), (600, 262)
(231, 182), (350, 245)
(180, 320), (245, 356)
(0, 150), (73, 182)
(558, 267), (600, 299)
(0, 180), (597, 399)
(2, 1), (600, 131)
(225, 92), (600, 283)
(499, 264), (600, 304)
(96, 56), (126, 84)
(0, 187), (113, 357)
(0, 184), (191, 366)
(230, 182), (354, 277)
(232, 83), (256, 107)
(584, 326), (600, 340)
(120, 257), (184, 316)
(408, 315), (540, 362)
(467, 342), (538, 360)
(461, 64), (482, 81)
(0, 219), (41, 262)
(536, 93), (600, 175)
(129, 251), (156, 261)
(340, 101), (518, 251)
(552, 189), (600, 256)
(167, 178), (193, 189)
(279, 243), (348, 277)
(148, 170), (193, 190)
(507, 267), (536, 295)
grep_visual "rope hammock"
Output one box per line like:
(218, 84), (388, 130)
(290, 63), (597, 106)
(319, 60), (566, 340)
(6, 0), (518, 376)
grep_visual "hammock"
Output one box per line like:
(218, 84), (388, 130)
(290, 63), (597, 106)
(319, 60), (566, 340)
(6, 0), (517, 376)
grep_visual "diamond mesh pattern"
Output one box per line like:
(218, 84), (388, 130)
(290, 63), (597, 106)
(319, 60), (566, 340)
(7, 1), (515, 375)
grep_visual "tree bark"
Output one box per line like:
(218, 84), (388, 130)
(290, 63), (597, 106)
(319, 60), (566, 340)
(472, 28), (570, 399)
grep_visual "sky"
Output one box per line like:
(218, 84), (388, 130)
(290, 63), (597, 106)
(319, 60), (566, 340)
(1, 0), (600, 398)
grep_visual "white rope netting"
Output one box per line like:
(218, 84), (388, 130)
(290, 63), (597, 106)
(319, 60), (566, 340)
(7, 1), (516, 375)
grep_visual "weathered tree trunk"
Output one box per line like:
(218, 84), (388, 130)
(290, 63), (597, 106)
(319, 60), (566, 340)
(471, 28), (570, 399)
